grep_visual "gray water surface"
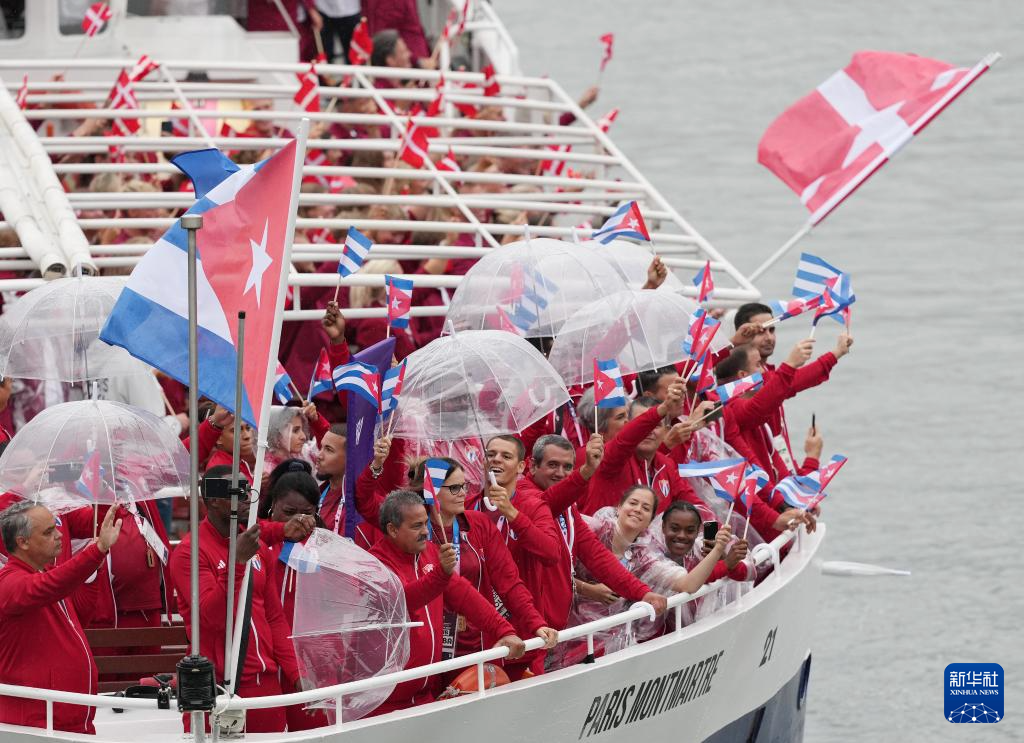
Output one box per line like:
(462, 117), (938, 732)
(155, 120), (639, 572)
(501, 2), (1023, 740)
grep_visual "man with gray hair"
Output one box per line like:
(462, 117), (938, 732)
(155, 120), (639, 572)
(0, 503), (122, 734)
(369, 490), (525, 715)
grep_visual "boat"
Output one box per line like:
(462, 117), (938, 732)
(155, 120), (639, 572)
(0, 3), (814, 741)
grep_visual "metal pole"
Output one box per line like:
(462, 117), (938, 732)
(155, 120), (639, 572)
(223, 311), (245, 692)
(180, 212), (206, 742)
(747, 222), (812, 284)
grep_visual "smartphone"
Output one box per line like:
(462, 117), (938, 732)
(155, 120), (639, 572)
(48, 462), (82, 483)
(702, 521), (719, 541)
(704, 403), (724, 423)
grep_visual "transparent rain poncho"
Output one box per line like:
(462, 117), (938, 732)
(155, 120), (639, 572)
(444, 238), (629, 338)
(547, 289), (699, 386)
(0, 276), (144, 382)
(388, 330), (569, 441)
(291, 528), (411, 722)
(0, 399), (189, 509)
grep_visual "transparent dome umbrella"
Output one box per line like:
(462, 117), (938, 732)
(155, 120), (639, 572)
(388, 330), (570, 442)
(581, 238), (688, 292)
(0, 399), (189, 510)
(444, 238), (629, 338)
(0, 276), (144, 383)
(547, 289), (728, 387)
(291, 528), (412, 722)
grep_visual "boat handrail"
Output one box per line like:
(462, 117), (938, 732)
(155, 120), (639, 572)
(0, 527), (801, 734)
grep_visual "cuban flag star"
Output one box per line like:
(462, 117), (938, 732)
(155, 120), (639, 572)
(710, 459), (749, 503)
(308, 348), (334, 400)
(593, 358), (627, 408)
(100, 142), (298, 428)
(75, 449), (104, 501)
(338, 226), (373, 278)
(683, 309), (720, 362)
(385, 275), (414, 329)
(692, 261), (714, 303)
(591, 200), (651, 244)
(333, 361), (382, 409)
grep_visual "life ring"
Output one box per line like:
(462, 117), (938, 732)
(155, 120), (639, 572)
(436, 663), (510, 700)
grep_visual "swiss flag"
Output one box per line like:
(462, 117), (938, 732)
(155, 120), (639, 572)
(199, 140), (297, 427)
(759, 51), (995, 225)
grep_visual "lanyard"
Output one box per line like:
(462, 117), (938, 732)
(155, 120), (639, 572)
(123, 502), (168, 564)
(319, 479), (345, 534)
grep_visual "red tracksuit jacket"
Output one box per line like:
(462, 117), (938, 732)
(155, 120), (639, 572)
(516, 474), (651, 630)
(0, 544), (105, 734)
(169, 519), (299, 689)
(354, 453), (548, 652)
(369, 538), (515, 715)
(581, 406), (705, 516)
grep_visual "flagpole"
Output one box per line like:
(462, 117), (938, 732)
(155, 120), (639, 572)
(288, 379), (306, 406)
(748, 222), (811, 283)
(226, 118), (310, 696)
(180, 212), (209, 740)
(332, 275), (342, 304)
(223, 311), (245, 694)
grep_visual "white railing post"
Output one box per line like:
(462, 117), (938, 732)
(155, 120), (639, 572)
(476, 662), (486, 698)
(45, 699), (52, 734)
(334, 695), (344, 730)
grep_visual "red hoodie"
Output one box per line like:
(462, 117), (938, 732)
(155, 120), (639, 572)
(0, 543), (105, 734)
(581, 406), (707, 517)
(169, 519), (299, 689)
(368, 537), (515, 715)
(516, 474), (651, 631)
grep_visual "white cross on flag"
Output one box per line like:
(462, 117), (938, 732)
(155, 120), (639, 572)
(758, 51), (997, 226)
(294, 62), (320, 113)
(82, 2), (112, 37)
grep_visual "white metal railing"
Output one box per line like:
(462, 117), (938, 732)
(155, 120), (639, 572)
(0, 57), (760, 309)
(0, 526), (802, 736)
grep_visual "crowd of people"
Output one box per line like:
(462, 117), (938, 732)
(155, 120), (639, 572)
(0, 4), (856, 737)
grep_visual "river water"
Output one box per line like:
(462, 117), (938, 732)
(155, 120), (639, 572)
(501, 1), (1023, 739)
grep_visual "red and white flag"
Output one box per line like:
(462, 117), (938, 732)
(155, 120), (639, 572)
(540, 143), (571, 177)
(128, 55), (159, 83)
(758, 51), (998, 226)
(349, 17), (372, 65)
(82, 2), (112, 37)
(482, 64), (500, 97)
(599, 33), (614, 72)
(397, 120), (431, 168)
(436, 147), (461, 172)
(597, 107), (619, 133)
(107, 70), (141, 154)
(15, 75), (28, 110)
(294, 61), (320, 113)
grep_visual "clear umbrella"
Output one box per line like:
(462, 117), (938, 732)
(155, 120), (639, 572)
(0, 399), (189, 509)
(548, 289), (724, 387)
(582, 238), (688, 292)
(0, 276), (144, 382)
(444, 238), (629, 338)
(389, 330), (570, 441)
(291, 528), (411, 722)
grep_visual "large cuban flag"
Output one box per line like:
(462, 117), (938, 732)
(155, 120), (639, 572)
(100, 143), (298, 428)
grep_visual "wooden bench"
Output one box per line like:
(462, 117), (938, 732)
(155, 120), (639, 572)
(85, 625), (188, 694)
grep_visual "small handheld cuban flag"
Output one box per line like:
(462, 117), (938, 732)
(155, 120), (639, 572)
(793, 252), (843, 299)
(308, 348), (334, 400)
(692, 261), (714, 303)
(423, 458), (451, 538)
(767, 294), (825, 325)
(379, 360), (407, 423)
(337, 226), (373, 278)
(691, 353), (716, 395)
(385, 275), (413, 329)
(676, 458), (748, 503)
(772, 454), (847, 510)
(591, 200), (650, 244)
(273, 362), (296, 405)
(739, 463), (770, 508)
(75, 449), (104, 501)
(451, 518), (460, 574)
(593, 358), (627, 408)
(813, 273), (856, 326)
(683, 309), (720, 362)
(333, 361), (381, 409)
(278, 539), (320, 574)
(494, 305), (522, 336)
(712, 373), (763, 405)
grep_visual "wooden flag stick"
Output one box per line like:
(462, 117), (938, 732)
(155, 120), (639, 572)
(288, 380), (306, 406)
(332, 275), (342, 304)
(808, 324), (818, 340)
(724, 500), (735, 524)
(742, 507), (752, 541)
